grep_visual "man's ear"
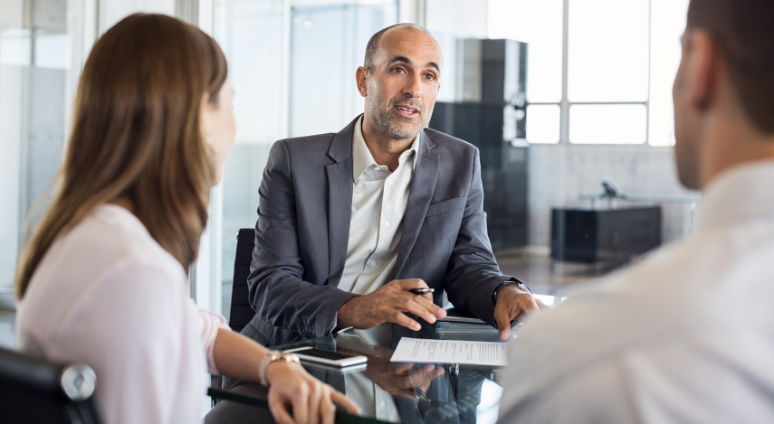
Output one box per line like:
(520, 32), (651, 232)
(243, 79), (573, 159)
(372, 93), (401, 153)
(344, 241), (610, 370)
(356, 66), (369, 97)
(685, 30), (720, 112)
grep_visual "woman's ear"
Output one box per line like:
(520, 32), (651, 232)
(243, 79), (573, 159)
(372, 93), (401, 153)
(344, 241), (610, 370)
(200, 93), (215, 146)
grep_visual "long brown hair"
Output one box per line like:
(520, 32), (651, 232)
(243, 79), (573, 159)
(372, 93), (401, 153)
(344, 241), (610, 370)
(15, 13), (228, 299)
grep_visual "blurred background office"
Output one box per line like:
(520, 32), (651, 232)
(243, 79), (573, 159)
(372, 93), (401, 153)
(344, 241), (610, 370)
(0, 0), (695, 350)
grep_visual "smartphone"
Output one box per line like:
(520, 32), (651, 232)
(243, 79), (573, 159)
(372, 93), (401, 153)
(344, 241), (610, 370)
(283, 346), (368, 368)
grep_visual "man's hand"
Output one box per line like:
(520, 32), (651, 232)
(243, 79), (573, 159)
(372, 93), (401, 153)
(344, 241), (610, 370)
(343, 345), (445, 400)
(494, 287), (547, 340)
(337, 279), (447, 331)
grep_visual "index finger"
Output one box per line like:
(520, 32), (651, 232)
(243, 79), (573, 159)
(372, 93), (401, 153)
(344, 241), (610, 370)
(414, 295), (447, 318)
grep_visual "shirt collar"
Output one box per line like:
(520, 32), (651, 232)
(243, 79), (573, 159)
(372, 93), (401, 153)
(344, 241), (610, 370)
(693, 159), (774, 232)
(352, 116), (420, 182)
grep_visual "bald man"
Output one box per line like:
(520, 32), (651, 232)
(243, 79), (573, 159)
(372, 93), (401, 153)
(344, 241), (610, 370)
(243, 23), (544, 347)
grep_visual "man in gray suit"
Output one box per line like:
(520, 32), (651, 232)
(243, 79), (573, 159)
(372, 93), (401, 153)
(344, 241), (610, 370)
(244, 23), (544, 347)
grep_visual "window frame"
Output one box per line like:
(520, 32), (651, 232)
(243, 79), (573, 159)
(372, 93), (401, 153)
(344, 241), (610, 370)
(527, 0), (651, 145)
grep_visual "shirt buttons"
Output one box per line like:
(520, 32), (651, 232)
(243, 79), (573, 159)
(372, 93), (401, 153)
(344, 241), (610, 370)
(384, 221), (390, 228)
(379, 400), (386, 408)
(386, 177), (393, 185)
(369, 261), (376, 268)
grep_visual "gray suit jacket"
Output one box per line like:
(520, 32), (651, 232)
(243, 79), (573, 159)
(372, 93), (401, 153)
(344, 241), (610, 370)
(244, 115), (519, 347)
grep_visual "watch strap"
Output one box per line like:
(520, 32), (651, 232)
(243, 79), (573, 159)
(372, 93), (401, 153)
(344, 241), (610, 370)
(492, 280), (531, 306)
(258, 351), (300, 386)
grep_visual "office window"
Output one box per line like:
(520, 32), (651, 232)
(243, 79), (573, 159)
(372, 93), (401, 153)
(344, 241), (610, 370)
(567, 0), (649, 103)
(570, 104), (647, 144)
(426, 0), (489, 103)
(487, 0), (562, 104)
(526, 105), (560, 144)
(0, 0), (73, 293)
(489, 0), (689, 145)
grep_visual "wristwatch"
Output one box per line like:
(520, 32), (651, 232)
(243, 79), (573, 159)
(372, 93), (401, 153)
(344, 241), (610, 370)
(492, 280), (531, 306)
(258, 350), (301, 386)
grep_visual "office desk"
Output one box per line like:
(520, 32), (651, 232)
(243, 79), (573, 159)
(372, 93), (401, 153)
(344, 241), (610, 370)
(206, 322), (511, 424)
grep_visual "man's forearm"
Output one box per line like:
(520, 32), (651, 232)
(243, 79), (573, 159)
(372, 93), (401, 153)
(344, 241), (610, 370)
(250, 270), (360, 337)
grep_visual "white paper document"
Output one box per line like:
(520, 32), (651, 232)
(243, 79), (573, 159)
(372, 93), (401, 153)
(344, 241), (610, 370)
(390, 338), (508, 367)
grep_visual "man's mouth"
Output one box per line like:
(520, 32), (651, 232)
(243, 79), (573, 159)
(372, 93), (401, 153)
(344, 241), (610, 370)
(394, 104), (420, 118)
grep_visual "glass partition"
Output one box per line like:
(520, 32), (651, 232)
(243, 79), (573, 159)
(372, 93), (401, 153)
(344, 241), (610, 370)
(0, 0), (72, 294)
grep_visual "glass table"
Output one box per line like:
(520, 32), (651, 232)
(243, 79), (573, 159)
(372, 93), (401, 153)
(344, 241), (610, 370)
(205, 321), (514, 424)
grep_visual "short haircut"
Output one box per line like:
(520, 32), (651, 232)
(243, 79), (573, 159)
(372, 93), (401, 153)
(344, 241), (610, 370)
(363, 23), (434, 71)
(687, 0), (774, 133)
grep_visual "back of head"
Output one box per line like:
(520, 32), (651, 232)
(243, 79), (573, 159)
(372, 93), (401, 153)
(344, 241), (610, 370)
(688, 0), (774, 133)
(15, 13), (228, 298)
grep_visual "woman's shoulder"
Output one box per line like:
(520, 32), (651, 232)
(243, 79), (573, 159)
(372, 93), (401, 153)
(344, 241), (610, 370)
(88, 204), (183, 272)
(18, 204), (188, 340)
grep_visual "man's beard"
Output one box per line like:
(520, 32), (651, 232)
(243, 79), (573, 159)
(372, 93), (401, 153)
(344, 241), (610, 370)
(369, 96), (429, 140)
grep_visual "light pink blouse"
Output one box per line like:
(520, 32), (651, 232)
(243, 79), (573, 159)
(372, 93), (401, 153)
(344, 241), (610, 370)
(16, 204), (229, 424)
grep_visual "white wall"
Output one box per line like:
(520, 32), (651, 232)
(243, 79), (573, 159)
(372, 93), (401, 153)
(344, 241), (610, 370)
(527, 143), (699, 248)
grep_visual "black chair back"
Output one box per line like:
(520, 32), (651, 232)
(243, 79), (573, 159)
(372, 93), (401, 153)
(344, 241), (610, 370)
(229, 228), (257, 333)
(0, 347), (102, 424)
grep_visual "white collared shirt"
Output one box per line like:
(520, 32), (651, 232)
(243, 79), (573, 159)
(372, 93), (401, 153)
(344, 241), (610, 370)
(337, 116), (418, 296)
(499, 160), (774, 424)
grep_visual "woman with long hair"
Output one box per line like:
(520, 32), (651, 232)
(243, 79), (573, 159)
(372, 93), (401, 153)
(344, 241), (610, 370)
(14, 13), (359, 424)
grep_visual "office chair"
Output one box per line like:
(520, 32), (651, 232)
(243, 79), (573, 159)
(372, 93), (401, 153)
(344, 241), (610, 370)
(229, 228), (257, 333)
(0, 347), (102, 424)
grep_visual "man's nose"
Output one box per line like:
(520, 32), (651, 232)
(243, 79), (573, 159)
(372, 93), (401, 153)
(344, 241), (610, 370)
(402, 74), (422, 99)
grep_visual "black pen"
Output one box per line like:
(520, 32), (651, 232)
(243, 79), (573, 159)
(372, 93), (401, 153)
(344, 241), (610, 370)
(409, 288), (435, 295)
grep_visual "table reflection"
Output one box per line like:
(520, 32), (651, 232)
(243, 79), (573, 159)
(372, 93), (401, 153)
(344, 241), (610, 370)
(206, 321), (509, 424)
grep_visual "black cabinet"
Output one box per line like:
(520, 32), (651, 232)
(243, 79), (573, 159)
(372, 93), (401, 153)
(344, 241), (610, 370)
(428, 38), (529, 250)
(551, 207), (662, 263)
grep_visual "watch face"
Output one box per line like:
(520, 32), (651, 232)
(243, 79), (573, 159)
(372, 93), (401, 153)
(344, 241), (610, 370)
(284, 353), (300, 363)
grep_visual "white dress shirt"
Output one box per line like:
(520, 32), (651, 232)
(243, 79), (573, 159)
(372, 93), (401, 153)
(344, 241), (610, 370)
(336, 117), (417, 418)
(17, 204), (229, 424)
(499, 160), (774, 424)
(338, 116), (418, 295)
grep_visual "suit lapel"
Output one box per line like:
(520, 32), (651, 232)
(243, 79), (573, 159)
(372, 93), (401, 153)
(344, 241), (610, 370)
(394, 131), (439, 278)
(325, 116), (359, 286)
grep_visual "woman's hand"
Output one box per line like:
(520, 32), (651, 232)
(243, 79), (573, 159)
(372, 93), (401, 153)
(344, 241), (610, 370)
(265, 360), (361, 424)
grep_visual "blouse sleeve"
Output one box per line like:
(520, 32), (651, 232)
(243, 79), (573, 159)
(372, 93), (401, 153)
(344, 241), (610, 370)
(195, 306), (231, 375)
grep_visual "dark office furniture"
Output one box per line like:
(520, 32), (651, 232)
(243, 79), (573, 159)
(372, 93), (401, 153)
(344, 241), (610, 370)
(0, 347), (101, 424)
(229, 228), (256, 333)
(551, 206), (662, 264)
(429, 38), (529, 250)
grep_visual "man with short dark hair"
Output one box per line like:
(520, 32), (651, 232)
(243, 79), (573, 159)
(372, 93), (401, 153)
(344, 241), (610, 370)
(498, 0), (774, 422)
(244, 23), (544, 347)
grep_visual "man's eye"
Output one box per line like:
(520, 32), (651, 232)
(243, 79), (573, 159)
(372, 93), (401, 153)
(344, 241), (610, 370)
(425, 74), (436, 81)
(393, 68), (404, 74)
